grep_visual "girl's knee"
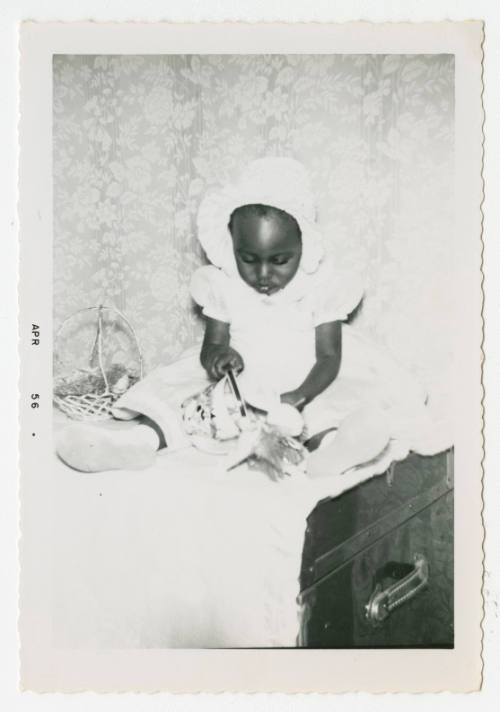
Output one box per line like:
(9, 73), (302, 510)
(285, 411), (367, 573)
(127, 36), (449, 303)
(307, 407), (392, 478)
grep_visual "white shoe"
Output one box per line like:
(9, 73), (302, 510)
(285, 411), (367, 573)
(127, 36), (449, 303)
(56, 422), (159, 472)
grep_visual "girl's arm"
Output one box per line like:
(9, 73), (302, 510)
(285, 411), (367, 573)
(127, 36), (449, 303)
(200, 317), (244, 380)
(281, 321), (342, 409)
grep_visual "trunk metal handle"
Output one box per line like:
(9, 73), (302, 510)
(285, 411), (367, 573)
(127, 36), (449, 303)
(364, 553), (429, 625)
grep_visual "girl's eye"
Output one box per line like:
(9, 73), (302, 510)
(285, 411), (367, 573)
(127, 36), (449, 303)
(239, 255), (257, 264)
(271, 256), (289, 266)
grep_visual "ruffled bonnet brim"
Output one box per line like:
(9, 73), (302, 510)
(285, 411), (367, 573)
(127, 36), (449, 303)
(196, 157), (325, 276)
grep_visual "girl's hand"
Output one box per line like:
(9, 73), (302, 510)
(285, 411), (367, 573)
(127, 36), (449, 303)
(280, 390), (307, 411)
(205, 345), (244, 380)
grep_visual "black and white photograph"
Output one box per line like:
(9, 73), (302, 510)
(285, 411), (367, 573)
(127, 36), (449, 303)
(18, 21), (483, 693)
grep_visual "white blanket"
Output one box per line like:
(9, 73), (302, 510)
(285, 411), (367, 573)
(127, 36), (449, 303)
(52, 411), (426, 649)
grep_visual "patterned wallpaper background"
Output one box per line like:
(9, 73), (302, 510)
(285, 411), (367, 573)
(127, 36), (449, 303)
(53, 54), (454, 402)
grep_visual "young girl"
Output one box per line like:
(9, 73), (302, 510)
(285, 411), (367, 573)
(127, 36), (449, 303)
(57, 157), (428, 475)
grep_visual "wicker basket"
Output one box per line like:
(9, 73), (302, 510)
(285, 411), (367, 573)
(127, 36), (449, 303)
(53, 305), (143, 422)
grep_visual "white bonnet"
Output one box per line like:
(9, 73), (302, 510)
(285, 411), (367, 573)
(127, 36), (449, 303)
(196, 157), (325, 276)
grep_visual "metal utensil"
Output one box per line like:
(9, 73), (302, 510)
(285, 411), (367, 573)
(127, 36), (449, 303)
(225, 367), (248, 419)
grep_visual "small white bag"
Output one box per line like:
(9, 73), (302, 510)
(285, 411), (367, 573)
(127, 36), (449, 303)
(181, 370), (254, 454)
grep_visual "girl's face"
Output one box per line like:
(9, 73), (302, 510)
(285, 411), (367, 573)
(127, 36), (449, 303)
(230, 212), (302, 295)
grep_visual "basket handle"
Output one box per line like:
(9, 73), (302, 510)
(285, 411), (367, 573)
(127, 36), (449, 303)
(54, 305), (143, 379)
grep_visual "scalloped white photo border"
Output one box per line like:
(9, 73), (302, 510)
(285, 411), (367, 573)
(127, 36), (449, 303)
(17, 20), (484, 693)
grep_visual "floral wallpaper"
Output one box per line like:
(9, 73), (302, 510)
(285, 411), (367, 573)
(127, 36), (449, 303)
(53, 54), (454, 402)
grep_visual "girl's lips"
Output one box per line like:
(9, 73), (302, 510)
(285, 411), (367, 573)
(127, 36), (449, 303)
(252, 280), (282, 295)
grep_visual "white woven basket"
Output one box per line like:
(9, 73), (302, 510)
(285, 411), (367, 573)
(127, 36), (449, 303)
(53, 305), (143, 422)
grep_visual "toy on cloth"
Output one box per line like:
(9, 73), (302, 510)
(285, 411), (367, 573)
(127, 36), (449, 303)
(53, 305), (142, 422)
(181, 369), (308, 480)
(226, 419), (307, 482)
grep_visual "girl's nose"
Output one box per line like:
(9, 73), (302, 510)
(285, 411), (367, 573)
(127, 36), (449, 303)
(258, 262), (270, 281)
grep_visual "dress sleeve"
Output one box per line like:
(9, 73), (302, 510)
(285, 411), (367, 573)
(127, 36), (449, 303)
(190, 265), (231, 323)
(311, 265), (365, 326)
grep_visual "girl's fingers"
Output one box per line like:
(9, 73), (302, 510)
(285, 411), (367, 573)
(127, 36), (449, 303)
(214, 354), (230, 378)
(215, 361), (226, 378)
(229, 358), (241, 373)
(210, 356), (223, 379)
(230, 353), (244, 373)
(209, 350), (244, 379)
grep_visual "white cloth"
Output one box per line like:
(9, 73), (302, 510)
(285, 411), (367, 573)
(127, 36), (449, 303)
(51, 411), (415, 650)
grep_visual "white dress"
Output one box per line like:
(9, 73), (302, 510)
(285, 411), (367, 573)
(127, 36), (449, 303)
(113, 258), (429, 453)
